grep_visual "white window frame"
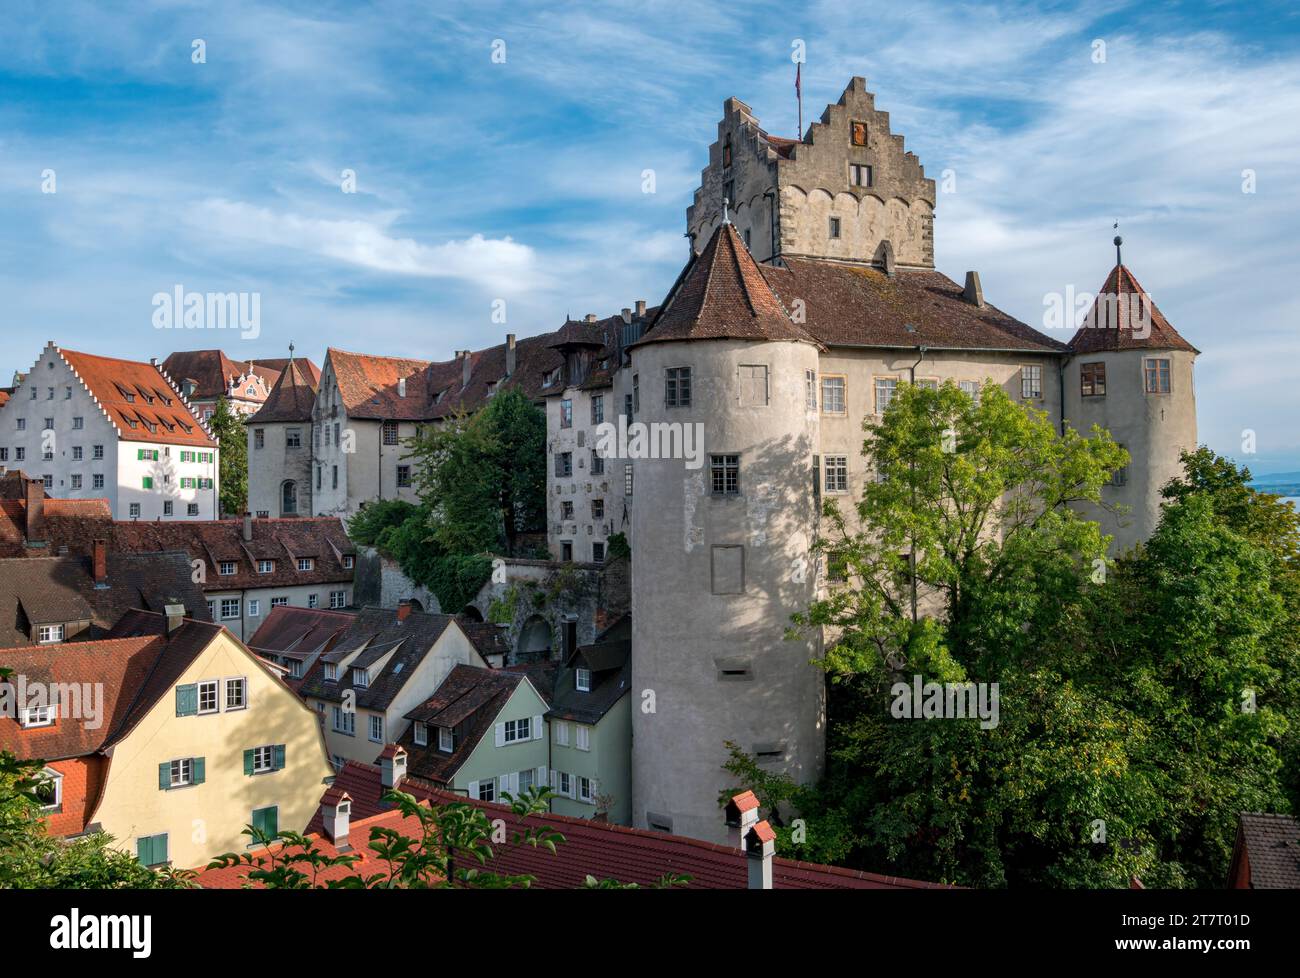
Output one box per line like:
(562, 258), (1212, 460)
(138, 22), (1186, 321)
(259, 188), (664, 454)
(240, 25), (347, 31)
(576, 725), (591, 752)
(298, 557), (314, 571)
(873, 377), (897, 414)
(197, 680), (219, 715)
(554, 720), (570, 747)
(36, 768), (62, 810)
(219, 561), (236, 576)
(824, 455), (849, 494)
(576, 668), (591, 692)
(413, 721), (428, 747)
(439, 726), (453, 752)
(37, 624), (65, 644)
(169, 758), (193, 788)
(224, 677), (247, 712)
(258, 559), (274, 574)
(369, 714), (384, 744)
(252, 745), (275, 774)
(219, 598), (240, 621)
(1021, 364), (1043, 400)
(21, 705), (56, 728)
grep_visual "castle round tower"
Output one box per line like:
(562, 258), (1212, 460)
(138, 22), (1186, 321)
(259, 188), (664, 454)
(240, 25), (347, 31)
(1064, 251), (1199, 551)
(627, 224), (826, 842)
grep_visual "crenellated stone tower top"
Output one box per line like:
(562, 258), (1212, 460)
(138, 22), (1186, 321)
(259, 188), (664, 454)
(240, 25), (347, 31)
(686, 76), (936, 269)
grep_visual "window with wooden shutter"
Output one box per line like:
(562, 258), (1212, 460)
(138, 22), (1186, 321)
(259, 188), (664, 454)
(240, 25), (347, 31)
(192, 757), (205, 785)
(175, 683), (197, 716)
(244, 749), (255, 776)
(274, 744), (286, 770)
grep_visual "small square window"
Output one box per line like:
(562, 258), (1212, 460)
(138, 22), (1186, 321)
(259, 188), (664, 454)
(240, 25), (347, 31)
(710, 454), (740, 495)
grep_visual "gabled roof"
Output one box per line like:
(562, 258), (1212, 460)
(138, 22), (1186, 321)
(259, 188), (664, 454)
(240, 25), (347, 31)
(58, 347), (215, 447)
(249, 357), (319, 424)
(1230, 813), (1300, 889)
(755, 260), (1067, 353)
(634, 223), (819, 349)
(1067, 264), (1199, 355)
(0, 635), (163, 761)
(246, 606), (355, 662)
(237, 761), (955, 889)
(398, 664), (524, 783)
(549, 638), (630, 725)
(325, 348), (437, 421)
(0, 495), (113, 558)
(0, 552), (210, 647)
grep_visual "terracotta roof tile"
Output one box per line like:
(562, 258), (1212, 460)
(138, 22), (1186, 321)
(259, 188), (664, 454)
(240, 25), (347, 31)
(249, 358), (319, 424)
(1067, 264), (1198, 354)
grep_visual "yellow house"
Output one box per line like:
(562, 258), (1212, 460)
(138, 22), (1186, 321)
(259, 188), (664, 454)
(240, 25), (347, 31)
(87, 610), (334, 870)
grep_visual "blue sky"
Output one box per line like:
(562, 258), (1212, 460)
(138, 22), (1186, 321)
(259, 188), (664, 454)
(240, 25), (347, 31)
(2, 0), (1299, 471)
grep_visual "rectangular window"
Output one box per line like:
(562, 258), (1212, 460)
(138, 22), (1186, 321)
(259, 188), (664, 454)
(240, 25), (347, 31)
(873, 377), (897, 414)
(825, 455), (849, 493)
(554, 721), (570, 747)
(624, 464), (633, 496)
(476, 779), (495, 802)
(298, 558), (313, 571)
(1081, 362), (1106, 397)
(632, 374), (640, 414)
(37, 624), (64, 645)
(198, 679), (219, 713)
(576, 668), (591, 692)
(225, 677), (247, 711)
(560, 399), (573, 428)
(561, 500), (574, 520)
(555, 452), (572, 478)
(829, 216), (842, 239)
(591, 449), (604, 476)
(806, 369), (818, 410)
(343, 555), (355, 569)
(382, 420), (399, 445)
(141, 476), (153, 490)
(70, 474), (82, 490)
(251, 806), (278, 839)
(710, 454), (740, 495)
(42, 474), (53, 490)
(251, 745), (275, 774)
(591, 498), (604, 520)
(823, 375), (847, 414)
(163, 500), (172, 515)
(578, 775), (593, 802)
(439, 726), (453, 752)
(72, 416), (84, 430)
(187, 503), (199, 516)
(1112, 445), (1129, 487)
(396, 464), (411, 488)
(21, 704), (56, 727)
(169, 758), (193, 788)
(592, 541), (605, 563)
(1144, 358), (1171, 394)
(556, 772), (572, 798)
(72, 445), (83, 461)
(332, 706), (355, 735)
(413, 722), (428, 746)
(129, 503), (141, 518)
(285, 428), (301, 448)
(369, 714), (384, 743)
(959, 380), (982, 405)
(351, 667), (368, 687)
(330, 590), (347, 609)
(503, 717), (532, 744)
(254, 429), (265, 450)
(258, 559), (274, 573)
(308, 593), (319, 609)
(270, 596), (288, 608)
(850, 163), (873, 187)
(738, 364), (769, 406)
(137, 834), (168, 867)
(1021, 365), (1043, 400)
(247, 599), (260, 617)
(590, 395), (604, 425)
(219, 561), (236, 575)
(15, 418), (25, 431)
(665, 367), (692, 408)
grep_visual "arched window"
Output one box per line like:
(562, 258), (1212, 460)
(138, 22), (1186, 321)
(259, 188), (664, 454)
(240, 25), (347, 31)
(281, 480), (297, 515)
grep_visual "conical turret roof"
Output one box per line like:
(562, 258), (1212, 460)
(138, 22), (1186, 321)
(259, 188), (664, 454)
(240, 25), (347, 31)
(1068, 264), (1198, 355)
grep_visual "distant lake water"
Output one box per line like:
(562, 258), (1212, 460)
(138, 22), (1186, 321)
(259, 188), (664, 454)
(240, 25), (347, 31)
(1285, 497), (1300, 509)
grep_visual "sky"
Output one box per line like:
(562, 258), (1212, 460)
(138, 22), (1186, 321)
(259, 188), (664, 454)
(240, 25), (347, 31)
(1, 0), (1298, 472)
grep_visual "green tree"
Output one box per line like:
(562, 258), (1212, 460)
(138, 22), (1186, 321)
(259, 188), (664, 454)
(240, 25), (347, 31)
(208, 396), (248, 517)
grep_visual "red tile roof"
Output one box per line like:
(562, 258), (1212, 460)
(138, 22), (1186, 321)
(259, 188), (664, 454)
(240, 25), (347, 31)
(192, 761), (954, 889)
(58, 347), (216, 447)
(246, 606), (354, 661)
(326, 348), (441, 421)
(634, 223), (820, 349)
(1067, 264), (1198, 354)
(249, 358), (319, 424)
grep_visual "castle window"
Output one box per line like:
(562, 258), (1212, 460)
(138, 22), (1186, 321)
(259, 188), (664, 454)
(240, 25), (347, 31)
(850, 163), (873, 187)
(561, 399), (573, 428)
(396, 465), (411, 488)
(1081, 362), (1107, 397)
(382, 420), (399, 445)
(723, 134), (732, 168)
(829, 216), (842, 239)
(591, 449), (604, 476)
(665, 367), (692, 408)
(873, 377), (896, 414)
(591, 395), (604, 425)
(824, 375), (848, 414)
(806, 370), (818, 410)
(710, 454), (740, 495)
(1020, 365), (1043, 400)
(1143, 358), (1171, 394)
(555, 452), (572, 478)
(1112, 445), (1129, 487)
(825, 455), (849, 494)
(738, 364), (769, 406)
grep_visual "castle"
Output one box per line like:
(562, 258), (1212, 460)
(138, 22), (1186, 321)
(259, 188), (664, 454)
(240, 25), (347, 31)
(229, 77), (1200, 843)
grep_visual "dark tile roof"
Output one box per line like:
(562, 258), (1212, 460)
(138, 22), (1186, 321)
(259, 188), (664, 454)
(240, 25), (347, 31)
(634, 223), (820, 349)
(398, 664), (522, 783)
(101, 517), (354, 592)
(1232, 813), (1300, 889)
(161, 350), (320, 402)
(456, 619), (511, 661)
(548, 639), (630, 725)
(0, 635), (163, 761)
(277, 761), (954, 889)
(246, 606), (354, 661)
(59, 347), (216, 447)
(1067, 264), (1199, 355)
(297, 607), (455, 711)
(249, 358), (319, 424)
(0, 552), (209, 646)
(756, 259), (1068, 353)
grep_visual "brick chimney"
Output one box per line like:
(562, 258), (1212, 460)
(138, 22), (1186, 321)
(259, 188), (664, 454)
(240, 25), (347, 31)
(963, 271), (985, 308)
(725, 790), (761, 849)
(505, 334), (516, 378)
(379, 745), (407, 789)
(321, 787), (353, 850)
(396, 599), (413, 622)
(24, 475), (46, 544)
(92, 538), (108, 587)
(745, 820), (776, 890)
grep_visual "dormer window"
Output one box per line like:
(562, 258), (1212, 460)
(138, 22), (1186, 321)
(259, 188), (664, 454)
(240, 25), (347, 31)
(576, 668), (591, 692)
(352, 667), (369, 688)
(439, 726), (453, 752)
(20, 704), (56, 728)
(413, 721), (428, 746)
(36, 624), (64, 644)
(298, 558), (314, 571)
(258, 559), (274, 574)
(323, 663), (338, 682)
(219, 561), (236, 576)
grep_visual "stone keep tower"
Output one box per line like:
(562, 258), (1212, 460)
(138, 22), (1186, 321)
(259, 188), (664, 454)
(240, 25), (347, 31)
(628, 223), (826, 843)
(685, 76), (935, 269)
(1064, 254), (1199, 550)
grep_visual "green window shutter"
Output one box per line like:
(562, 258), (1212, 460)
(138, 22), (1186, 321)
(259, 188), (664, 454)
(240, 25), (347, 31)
(273, 744), (286, 771)
(243, 749), (254, 776)
(156, 834), (168, 865)
(192, 756), (205, 785)
(158, 762), (170, 790)
(176, 684), (197, 716)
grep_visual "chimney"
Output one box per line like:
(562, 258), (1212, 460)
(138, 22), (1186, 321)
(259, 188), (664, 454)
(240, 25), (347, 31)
(242, 512), (253, 542)
(321, 787), (353, 850)
(584, 313), (597, 323)
(379, 745), (407, 789)
(460, 350), (472, 389)
(92, 538), (108, 586)
(396, 599), (413, 622)
(621, 307), (632, 325)
(635, 299), (647, 318)
(745, 821), (776, 890)
(963, 271), (985, 308)
(724, 790), (761, 849)
(24, 476), (46, 544)
(397, 376), (406, 398)
(164, 602), (186, 637)
(505, 334), (517, 378)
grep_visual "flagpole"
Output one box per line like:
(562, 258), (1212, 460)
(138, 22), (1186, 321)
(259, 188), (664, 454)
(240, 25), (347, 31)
(796, 63), (803, 138)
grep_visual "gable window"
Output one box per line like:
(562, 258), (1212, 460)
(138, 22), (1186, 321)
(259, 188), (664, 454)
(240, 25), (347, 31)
(1021, 365), (1043, 400)
(323, 663), (337, 681)
(1144, 358), (1171, 394)
(823, 375), (847, 414)
(343, 555), (355, 569)
(710, 454), (740, 495)
(873, 377), (896, 414)
(20, 704), (56, 728)
(738, 364), (768, 406)
(225, 677), (247, 711)
(560, 399), (573, 428)
(351, 667), (369, 688)
(576, 668), (591, 692)
(439, 726), (454, 752)
(37, 624), (64, 644)
(1081, 362), (1106, 397)
(382, 420), (399, 445)
(369, 714), (384, 743)
(665, 367), (692, 408)
(198, 680), (220, 714)
(850, 163), (873, 187)
(824, 455), (849, 493)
